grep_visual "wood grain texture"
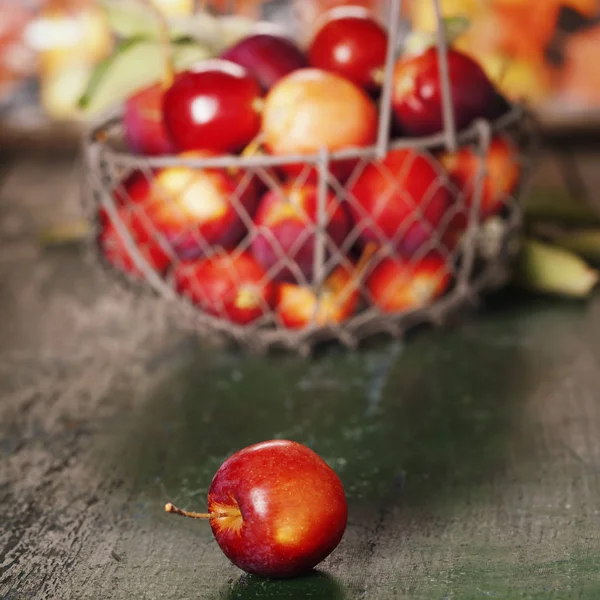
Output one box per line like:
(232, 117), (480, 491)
(2, 151), (600, 599)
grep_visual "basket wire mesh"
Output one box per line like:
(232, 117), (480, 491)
(82, 0), (538, 355)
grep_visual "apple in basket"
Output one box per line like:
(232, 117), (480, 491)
(347, 148), (453, 258)
(174, 252), (275, 325)
(366, 252), (452, 313)
(162, 60), (263, 154)
(276, 244), (377, 329)
(112, 151), (257, 261)
(250, 181), (351, 282)
(439, 135), (521, 231)
(391, 47), (500, 137)
(261, 68), (378, 181)
(220, 32), (307, 91)
(307, 6), (388, 94)
(123, 83), (176, 156)
(98, 205), (172, 279)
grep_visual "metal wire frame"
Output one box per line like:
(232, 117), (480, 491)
(80, 0), (538, 356)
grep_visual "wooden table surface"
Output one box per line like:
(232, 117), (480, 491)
(2, 147), (600, 600)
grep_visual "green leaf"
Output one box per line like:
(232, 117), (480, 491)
(443, 15), (471, 41)
(403, 15), (471, 55)
(78, 40), (213, 116)
(78, 36), (144, 110)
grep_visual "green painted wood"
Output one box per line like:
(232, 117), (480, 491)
(2, 153), (600, 599)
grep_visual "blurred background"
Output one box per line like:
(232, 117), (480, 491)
(0, 0), (599, 151)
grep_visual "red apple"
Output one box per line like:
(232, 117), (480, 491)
(112, 169), (153, 208)
(123, 83), (176, 156)
(347, 148), (453, 257)
(440, 136), (521, 230)
(174, 252), (274, 325)
(98, 206), (171, 278)
(262, 68), (378, 181)
(392, 47), (499, 137)
(251, 182), (351, 282)
(110, 154), (257, 260)
(366, 252), (452, 313)
(139, 151), (257, 260)
(308, 8), (388, 93)
(440, 226), (464, 254)
(220, 33), (307, 91)
(162, 60), (263, 154)
(165, 439), (348, 578)
(276, 244), (376, 329)
(276, 265), (360, 329)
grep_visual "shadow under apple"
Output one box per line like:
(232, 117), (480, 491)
(218, 570), (344, 600)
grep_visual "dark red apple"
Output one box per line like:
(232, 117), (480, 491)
(366, 252), (452, 313)
(262, 68), (378, 181)
(308, 8), (388, 93)
(347, 148), (452, 257)
(220, 33), (307, 91)
(165, 439), (348, 578)
(140, 151), (257, 259)
(162, 60), (263, 154)
(251, 182), (351, 282)
(123, 83), (176, 156)
(392, 47), (499, 137)
(440, 135), (521, 230)
(174, 252), (274, 325)
(98, 206), (171, 279)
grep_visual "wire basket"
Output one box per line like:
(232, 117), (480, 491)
(82, 0), (537, 356)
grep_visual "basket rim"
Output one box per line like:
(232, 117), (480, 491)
(82, 103), (529, 170)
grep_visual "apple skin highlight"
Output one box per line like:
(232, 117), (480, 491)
(204, 439), (348, 578)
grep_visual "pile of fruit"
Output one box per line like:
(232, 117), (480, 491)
(89, 3), (526, 348)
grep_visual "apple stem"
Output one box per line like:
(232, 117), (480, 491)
(372, 67), (385, 87)
(225, 133), (265, 177)
(164, 502), (229, 520)
(141, 0), (175, 89)
(355, 242), (378, 279)
(241, 133), (265, 159)
(252, 97), (265, 114)
(335, 242), (378, 306)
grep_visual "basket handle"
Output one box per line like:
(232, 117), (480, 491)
(432, 0), (458, 152)
(375, 0), (403, 160)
